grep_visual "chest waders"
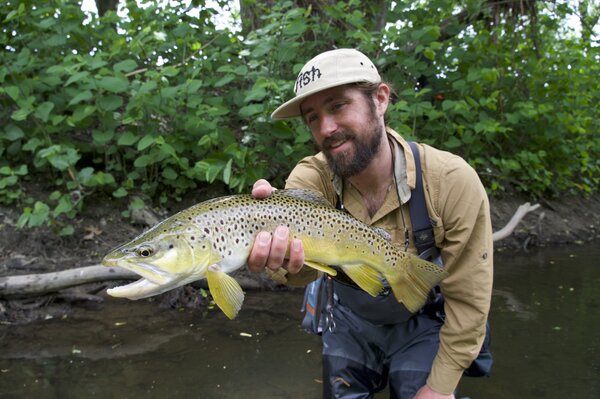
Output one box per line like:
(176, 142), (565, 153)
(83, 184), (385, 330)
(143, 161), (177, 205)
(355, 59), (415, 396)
(300, 142), (492, 398)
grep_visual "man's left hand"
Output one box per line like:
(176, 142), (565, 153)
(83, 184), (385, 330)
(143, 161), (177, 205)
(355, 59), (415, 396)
(414, 385), (455, 399)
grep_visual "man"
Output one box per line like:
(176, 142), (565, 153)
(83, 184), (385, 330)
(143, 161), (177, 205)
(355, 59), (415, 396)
(247, 49), (493, 399)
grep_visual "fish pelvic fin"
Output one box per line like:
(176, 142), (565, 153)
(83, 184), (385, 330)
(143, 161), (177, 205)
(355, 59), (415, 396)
(304, 260), (337, 276)
(207, 265), (245, 320)
(386, 255), (448, 313)
(339, 264), (386, 297)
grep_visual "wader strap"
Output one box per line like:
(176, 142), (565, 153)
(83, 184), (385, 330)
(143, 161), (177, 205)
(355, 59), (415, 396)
(407, 142), (440, 261)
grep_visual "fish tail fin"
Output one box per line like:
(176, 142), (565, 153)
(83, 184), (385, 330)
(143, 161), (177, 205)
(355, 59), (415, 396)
(207, 266), (245, 319)
(339, 264), (385, 297)
(385, 255), (448, 313)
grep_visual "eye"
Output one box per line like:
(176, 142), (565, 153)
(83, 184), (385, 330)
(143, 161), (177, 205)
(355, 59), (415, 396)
(330, 101), (347, 112)
(306, 113), (318, 124)
(137, 247), (153, 257)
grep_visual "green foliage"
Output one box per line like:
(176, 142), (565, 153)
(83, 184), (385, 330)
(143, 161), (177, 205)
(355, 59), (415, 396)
(0, 0), (598, 233)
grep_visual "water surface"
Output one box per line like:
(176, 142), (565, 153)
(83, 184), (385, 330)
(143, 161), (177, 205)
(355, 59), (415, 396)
(1, 242), (598, 398)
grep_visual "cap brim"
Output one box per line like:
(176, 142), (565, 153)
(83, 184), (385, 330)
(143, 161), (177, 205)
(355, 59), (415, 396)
(270, 77), (379, 120)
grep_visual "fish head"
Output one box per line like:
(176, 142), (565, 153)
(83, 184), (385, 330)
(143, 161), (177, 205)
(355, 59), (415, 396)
(102, 219), (221, 300)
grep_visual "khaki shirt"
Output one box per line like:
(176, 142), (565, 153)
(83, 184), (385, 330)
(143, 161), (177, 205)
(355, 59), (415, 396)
(284, 128), (494, 395)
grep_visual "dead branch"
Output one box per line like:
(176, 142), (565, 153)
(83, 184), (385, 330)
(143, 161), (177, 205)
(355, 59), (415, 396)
(0, 266), (137, 297)
(492, 202), (541, 242)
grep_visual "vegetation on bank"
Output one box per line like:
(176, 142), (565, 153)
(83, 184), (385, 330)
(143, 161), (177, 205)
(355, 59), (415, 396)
(1, 0), (598, 235)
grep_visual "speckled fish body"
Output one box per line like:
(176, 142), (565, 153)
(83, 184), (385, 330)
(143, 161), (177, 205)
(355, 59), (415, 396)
(102, 189), (447, 319)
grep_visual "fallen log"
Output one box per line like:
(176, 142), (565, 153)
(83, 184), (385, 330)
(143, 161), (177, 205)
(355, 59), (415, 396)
(0, 266), (137, 297)
(0, 202), (540, 297)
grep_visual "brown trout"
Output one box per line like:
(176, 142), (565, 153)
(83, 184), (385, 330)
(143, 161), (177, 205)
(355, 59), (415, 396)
(102, 189), (447, 319)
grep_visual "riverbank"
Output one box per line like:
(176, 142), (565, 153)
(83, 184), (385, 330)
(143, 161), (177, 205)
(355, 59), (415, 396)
(1, 191), (599, 323)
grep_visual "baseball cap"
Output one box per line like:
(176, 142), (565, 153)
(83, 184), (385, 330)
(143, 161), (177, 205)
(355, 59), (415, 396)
(271, 48), (381, 120)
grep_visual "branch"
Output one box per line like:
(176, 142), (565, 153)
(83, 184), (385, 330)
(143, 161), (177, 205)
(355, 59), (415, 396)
(492, 202), (540, 242)
(0, 266), (137, 297)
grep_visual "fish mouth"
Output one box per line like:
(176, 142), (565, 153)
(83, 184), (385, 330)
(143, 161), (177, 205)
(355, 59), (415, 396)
(102, 258), (177, 300)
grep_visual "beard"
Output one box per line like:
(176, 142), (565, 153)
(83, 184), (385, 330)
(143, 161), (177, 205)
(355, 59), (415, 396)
(322, 118), (383, 179)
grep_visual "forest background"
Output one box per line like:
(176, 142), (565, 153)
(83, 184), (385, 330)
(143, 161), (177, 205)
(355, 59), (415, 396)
(0, 0), (598, 237)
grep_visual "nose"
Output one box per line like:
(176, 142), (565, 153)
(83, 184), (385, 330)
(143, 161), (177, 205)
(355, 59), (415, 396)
(316, 114), (338, 139)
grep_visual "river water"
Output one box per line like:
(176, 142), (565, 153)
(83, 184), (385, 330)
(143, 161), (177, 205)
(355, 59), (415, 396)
(1, 241), (598, 398)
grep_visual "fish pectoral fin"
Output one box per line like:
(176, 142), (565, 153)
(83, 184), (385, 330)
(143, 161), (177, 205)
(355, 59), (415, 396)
(303, 260), (337, 276)
(207, 266), (245, 320)
(339, 264), (385, 297)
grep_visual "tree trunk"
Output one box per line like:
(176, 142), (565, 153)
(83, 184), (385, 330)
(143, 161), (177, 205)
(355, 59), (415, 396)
(95, 0), (119, 17)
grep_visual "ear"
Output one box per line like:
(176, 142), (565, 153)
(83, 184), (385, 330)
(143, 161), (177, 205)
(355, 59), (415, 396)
(373, 83), (391, 117)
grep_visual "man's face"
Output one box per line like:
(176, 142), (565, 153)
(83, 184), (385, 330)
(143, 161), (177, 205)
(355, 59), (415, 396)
(300, 85), (384, 178)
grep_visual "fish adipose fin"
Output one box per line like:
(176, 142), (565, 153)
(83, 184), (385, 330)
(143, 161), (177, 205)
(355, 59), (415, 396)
(339, 264), (386, 297)
(304, 260), (338, 276)
(387, 256), (448, 313)
(207, 265), (245, 319)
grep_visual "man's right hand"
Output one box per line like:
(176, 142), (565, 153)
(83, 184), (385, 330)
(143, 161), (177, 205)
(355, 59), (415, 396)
(246, 179), (305, 275)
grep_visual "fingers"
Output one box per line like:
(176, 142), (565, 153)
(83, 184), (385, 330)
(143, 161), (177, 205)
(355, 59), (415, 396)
(247, 231), (273, 273)
(247, 226), (305, 275)
(287, 238), (305, 274)
(252, 179), (275, 199)
(265, 225), (289, 270)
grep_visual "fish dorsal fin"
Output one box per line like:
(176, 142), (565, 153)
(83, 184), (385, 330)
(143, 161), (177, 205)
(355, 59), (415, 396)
(275, 189), (333, 207)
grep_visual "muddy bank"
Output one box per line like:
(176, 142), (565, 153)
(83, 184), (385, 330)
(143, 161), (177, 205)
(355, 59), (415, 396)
(1, 191), (599, 323)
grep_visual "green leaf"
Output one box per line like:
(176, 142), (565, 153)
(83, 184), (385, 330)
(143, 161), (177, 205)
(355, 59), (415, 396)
(113, 187), (128, 198)
(162, 167), (178, 180)
(11, 107), (32, 121)
(65, 71), (90, 86)
(137, 135), (155, 151)
(4, 86), (20, 101)
(117, 131), (139, 146)
(239, 104), (264, 117)
(214, 75), (235, 88)
(59, 225), (75, 236)
(71, 105), (96, 122)
(244, 87), (267, 103)
(28, 201), (50, 227)
(92, 129), (114, 143)
(134, 154), (154, 167)
(54, 195), (74, 216)
(4, 124), (24, 141)
(130, 196), (145, 210)
(23, 138), (42, 152)
(114, 59), (138, 73)
(34, 102), (55, 122)
(68, 90), (93, 106)
(98, 76), (129, 93)
(97, 95), (123, 111)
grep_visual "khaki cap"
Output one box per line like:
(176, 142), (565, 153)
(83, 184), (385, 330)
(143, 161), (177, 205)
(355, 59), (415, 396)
(271, 48), (381, 120)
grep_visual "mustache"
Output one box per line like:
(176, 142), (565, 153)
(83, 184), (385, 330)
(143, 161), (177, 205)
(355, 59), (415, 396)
(322, 131), (355, 150)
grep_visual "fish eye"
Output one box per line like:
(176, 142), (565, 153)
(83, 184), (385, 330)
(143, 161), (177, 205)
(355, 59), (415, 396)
(137, 247), (153, 257)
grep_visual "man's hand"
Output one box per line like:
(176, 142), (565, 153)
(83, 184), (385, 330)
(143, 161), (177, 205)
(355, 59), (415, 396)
(246, 180), (305, 274)
(414, 385), (455, 399)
